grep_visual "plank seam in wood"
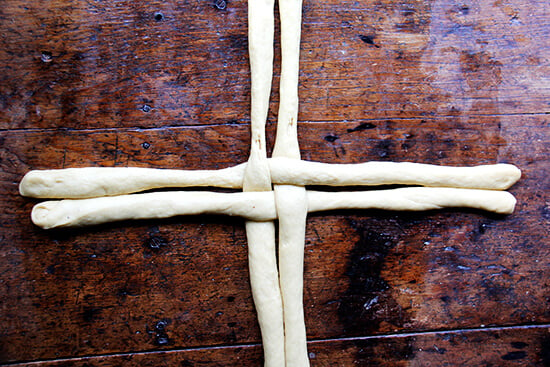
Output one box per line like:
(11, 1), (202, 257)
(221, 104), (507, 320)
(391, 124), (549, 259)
(2, 323), (548, 367)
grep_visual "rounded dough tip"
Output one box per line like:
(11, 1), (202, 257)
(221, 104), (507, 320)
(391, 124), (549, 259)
(31, 201), (61, 229)
(509, 165), (522, 186)
(19, 171), (39, 197)
(497, 164), (522, 189)
(497, 192), (517, 215)
(507, 194), (517, 214)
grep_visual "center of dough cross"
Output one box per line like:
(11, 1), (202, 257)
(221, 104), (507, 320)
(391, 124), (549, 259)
(19, 1), (521, 366)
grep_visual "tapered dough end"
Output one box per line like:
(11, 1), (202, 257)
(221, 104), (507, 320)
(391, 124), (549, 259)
(494, 191), (517, 214)
(496, 164), (522, 189)
(19, 170), (48, 198)
(31, 201), (69, 229)
(20, 169), (78, 198)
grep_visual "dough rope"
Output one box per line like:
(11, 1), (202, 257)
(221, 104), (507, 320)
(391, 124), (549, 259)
(272, 0), (310, 365)
(29, 187), (517, 229)
(31, 191), (277, 229)
(20, 160), (520, 199)
(244, 1), (285, 366)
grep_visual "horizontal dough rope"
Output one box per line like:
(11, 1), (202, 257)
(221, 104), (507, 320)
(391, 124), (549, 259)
(31, 191), (277, 229)
(20, 160), (521, 199)
(31, 187), (516, 229)
(19, 165), (247, 198)
(306, 187), (517, 215)
(269, 158), (521, 190)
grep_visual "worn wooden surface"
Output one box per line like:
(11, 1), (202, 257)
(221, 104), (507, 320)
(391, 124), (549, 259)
(1, 0), (549, 365)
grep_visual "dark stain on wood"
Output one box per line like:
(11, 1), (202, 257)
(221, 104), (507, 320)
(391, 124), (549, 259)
(148, 319), (172, 346)
(347, 122), (377, 133)
(460, 51), (503, 90)
(354, 337), (416, 364)
(540, 334), (550, 366)
(358, 34), (380, 48)
(510, 341), (529, 349)
(323, 134), (339, 142)
(144, 226), (170, 252)
(501, 350), (527, 360)
(338, 217), (414, 335)
(370, 139), (394, 159)
(82, 306), (102, 323)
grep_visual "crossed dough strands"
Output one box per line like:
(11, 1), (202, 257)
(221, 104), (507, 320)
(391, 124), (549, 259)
(18, 0), (522, 366)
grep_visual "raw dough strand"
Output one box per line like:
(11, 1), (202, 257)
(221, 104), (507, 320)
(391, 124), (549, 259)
(19, 165), (247, 199)
(272, 0), (310, 366)
(30, 191), (277, 229)
(244, 0), (275, 193)
(307, 187), (517, 215)
(27, 187), (517, 229)
(244, 1), (285, 366)
(269, 158), (521, 190)
(18, 160), (520, 200)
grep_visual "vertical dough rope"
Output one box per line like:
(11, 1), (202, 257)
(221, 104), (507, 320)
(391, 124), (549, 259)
(272, 0), (310, 366)
(244, 1), (285, 366)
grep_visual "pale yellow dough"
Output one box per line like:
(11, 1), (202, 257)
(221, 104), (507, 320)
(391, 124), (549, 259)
(244, 1), (285, 366)
(19, 165), (246, 198)
(307, 187), (517, 215)
(30, 187), (516, 229)
(19, 161), (520, 199)
(269, 158), (521, 190)
(272, 0), (310, 365)
(31, 191), (277, 229)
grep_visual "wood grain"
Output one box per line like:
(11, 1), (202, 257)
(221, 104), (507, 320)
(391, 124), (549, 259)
(4, 327), (550, 366)
(0, 0), (548, 365)
(0, 0), (548, 130)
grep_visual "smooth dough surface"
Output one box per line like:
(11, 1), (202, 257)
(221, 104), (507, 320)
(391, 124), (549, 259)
(307, 187), (517, 215)
(19, 160), (521, 199)
(31, 191), (277, 229)
(19, 165), (246, 199)
(274, 185), (309, 367)
(270, 158), (521, 190)
(245, 221), (285, 367)
(272, 0), (310, 365)
(29, 187), (517, 229)
(244, 1), (285, 366)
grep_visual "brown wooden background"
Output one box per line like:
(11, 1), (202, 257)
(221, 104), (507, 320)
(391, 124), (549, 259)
(1, 0), (549, 365)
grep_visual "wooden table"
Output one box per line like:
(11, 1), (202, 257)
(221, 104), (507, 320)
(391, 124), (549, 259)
(1, 0), (548, 365)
